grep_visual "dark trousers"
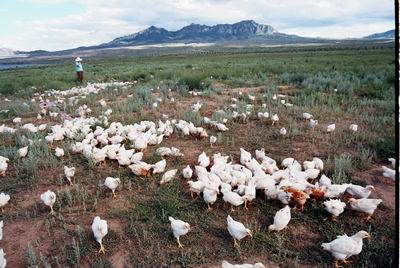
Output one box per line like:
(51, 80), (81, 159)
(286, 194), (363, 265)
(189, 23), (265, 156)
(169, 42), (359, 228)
(76, 71), (84, 83)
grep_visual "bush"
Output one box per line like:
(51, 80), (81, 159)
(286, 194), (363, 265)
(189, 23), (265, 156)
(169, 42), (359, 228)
(178, 74), (211, 90)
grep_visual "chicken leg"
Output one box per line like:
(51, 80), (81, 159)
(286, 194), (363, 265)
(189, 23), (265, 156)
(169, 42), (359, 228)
(342, 259), (352, 265)
(176, 237), (183, 248)
(363, 214), (372, 222)
(334, 260), (343, 268)
(98, 241), (105, 254)
(50, 206), (55, 215)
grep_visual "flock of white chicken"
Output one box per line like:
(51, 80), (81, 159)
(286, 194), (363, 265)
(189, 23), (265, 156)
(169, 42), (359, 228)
(0, 81), (396, 267)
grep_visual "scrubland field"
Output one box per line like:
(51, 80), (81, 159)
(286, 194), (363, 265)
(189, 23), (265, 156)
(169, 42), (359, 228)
(0, 44), (396, 267)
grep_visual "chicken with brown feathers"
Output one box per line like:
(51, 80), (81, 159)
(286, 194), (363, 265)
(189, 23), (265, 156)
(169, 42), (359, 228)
(281, 187), (310, 211)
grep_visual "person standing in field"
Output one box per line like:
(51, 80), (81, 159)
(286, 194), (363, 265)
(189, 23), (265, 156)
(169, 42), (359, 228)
(75, 57), (84, 83)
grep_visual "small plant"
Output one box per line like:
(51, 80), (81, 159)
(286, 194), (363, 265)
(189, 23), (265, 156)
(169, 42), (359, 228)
(332, 154), (353, 184)
(25, 244), (38, 268)
(181, 109), (203, 125)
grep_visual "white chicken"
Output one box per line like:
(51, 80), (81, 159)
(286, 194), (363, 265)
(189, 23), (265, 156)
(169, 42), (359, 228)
(64, 166), (75, 185)
(92, 216), (108, 254)
(187, 178), (204, 196)
(227, 215), (252, 247)
(268, 205), (291, 232)
(305, 168), (320, 179)
(104, 177), (121, 198)
(302, 113), (313, 119)
(222, 189), (245, 212)
(260, 112), (269, 120)
(349, 124), (358, 132)
(327, 124), (336, 132)
(271, 114), (279, 125)
(388, 158), (395, 169)
(321, 230), (370, 267)
(221, 261), (265, 268)
(348, 198), (382, 221)
(303, 161), (316, 170)
(0, 157), (9, 176)
(319, 174), (332, 187)
(382, 166), (395, 180)
(203, 187), (218, 210)
(0, 221), (3, 240)
(18, 146), (28, 158)
(160, 169), (178, 185)
(91, 148), (107, 164)
(182, 165), (193, 179)
(152, 159), (166, 174)
(0, 248), (5, 268)
(192, 101), (202, 112)
(345, 184), (375, 199)
(198, 152), (210, 168)
(255, 148), (265, 160)
(323, 199), (346, 221)
(169, 216), (191, 248)
(216, 123), (229, 132)
(243, 180), (256, 209)
(170, 147), (184, 157)
(240, 148), (252, 165)
(129, 162), (153, 177)
(308, 119), (318, 129)
(55, 147), (65, 158)
(325, 184), (350, 198)
(312, 157), (324, 170)
(130, 152), (143, 164)
(40, 190), (56, 214)
(279, 127), (287, 135)
(281, 157), (295, 168)
(210, 136), (217, 147)
(0, 193), (10, 212)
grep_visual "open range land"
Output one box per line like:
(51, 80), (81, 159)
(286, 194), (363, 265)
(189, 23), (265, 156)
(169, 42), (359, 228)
(0, 44), (395, 267)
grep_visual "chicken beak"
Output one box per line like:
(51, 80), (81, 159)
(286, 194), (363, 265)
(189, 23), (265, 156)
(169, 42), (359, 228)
(367, 234), (372, 240)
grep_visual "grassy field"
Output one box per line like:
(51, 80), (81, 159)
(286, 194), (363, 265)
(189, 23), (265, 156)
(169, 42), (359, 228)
(0, 44), (396, 267)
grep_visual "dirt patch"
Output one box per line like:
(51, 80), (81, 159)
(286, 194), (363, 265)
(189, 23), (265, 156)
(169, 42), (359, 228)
(2, 219), (45, 267)
(277, 85), (299, 95)
(224, 86), (264, 94)
(108, 248), (129, 268)
(289, 224), (321, 251)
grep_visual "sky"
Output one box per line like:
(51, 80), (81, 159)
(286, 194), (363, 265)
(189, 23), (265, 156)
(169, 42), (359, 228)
(0, 0), (395, 51)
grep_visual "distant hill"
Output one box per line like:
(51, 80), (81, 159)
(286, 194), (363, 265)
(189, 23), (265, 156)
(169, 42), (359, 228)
(99, 20), (314, 48)
(364, 29), (395, 39)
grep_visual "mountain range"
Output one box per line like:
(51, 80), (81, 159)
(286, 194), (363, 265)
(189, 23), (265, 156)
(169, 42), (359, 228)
(363, 29), (395, 39)
(102, 20), (290, 47)
(0, 20), (395, 58)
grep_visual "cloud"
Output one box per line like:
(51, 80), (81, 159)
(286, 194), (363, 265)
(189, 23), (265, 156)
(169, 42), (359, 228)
(1, 0), (395, 51)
